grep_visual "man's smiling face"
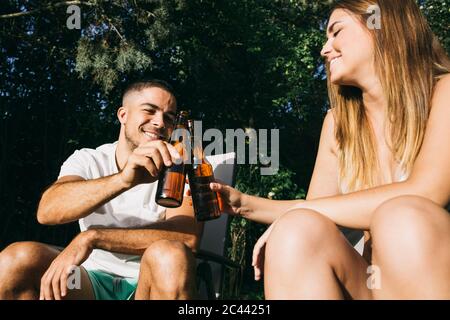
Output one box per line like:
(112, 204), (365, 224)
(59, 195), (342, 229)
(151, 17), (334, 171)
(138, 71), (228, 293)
(118, 86), (177, 151)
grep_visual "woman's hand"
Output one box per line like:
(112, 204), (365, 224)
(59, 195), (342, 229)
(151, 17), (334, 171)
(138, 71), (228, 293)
(252, 222), (277, 281)
(209, 182), (246, 216)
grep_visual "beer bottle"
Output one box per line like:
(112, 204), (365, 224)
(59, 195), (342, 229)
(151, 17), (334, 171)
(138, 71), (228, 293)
(155, 111), (189, 208)
(187, 120), (222, 221)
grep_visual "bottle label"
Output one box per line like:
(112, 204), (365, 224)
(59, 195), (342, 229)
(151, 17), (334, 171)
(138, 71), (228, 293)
(156, 165), (186, 208)
(189, 175), (221, 220)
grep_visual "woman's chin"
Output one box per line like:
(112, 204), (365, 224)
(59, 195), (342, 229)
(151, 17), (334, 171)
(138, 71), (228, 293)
(330, 75), (344, 85)
(330, 74), (354, 87)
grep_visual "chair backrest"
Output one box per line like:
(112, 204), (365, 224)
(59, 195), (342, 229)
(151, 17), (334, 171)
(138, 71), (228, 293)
(199, 152), (236, 297)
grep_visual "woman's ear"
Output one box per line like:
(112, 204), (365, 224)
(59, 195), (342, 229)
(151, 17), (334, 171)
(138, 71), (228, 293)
(117, 106), (127, 124)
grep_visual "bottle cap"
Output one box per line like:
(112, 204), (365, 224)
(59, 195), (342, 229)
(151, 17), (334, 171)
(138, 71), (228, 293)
(178, 110), (189, 117)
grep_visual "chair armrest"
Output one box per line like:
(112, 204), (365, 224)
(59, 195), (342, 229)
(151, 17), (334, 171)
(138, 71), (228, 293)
(194, 249), (241, 269)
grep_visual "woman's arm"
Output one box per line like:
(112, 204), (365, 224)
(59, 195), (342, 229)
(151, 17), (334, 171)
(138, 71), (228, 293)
(233, 110), (341, 224)
(238, 75), (450, 229)
(306, 109), (341, 200)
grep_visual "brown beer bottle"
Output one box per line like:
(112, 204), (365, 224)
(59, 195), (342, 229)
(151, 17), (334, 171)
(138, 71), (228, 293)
(155, 111), (189, 208)
(187, 120), (222, 221)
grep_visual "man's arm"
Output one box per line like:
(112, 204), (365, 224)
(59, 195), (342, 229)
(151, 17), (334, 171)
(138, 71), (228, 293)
(39, 195), (202, 300)
(37, 174), (128, 225)
(87, 196), (204, 253)
(37, 140), (181, 225)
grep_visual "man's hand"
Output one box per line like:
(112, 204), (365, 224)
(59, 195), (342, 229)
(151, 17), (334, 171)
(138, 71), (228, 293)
(119, 140), (181, 188)
(40, 231), (95, 300)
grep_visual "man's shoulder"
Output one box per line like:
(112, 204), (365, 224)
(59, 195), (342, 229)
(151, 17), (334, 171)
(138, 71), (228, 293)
(63, 142), (117, 170)
(94, 141), (118, 155)
(74, 141), (117, 159)
(60, 141), (118, 178)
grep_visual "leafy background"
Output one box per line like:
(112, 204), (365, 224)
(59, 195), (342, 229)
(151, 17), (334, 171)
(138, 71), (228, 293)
(0, 0), (448, 299)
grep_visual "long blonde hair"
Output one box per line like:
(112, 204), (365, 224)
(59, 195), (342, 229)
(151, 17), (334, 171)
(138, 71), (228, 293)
(327, 0), (450, 193)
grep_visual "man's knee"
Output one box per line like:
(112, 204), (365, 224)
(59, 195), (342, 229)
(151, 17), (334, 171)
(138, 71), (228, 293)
(0, 241), (55, 280)
(0, 241), (55, 297)
(140, 240), (196, 295)
(142, 240), (194, 270)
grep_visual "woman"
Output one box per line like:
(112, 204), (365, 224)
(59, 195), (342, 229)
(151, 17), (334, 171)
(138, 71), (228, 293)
(211, 0), (450, 299)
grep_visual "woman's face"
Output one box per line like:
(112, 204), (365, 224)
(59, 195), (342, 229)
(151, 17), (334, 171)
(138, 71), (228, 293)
(321, 9), (376, 88)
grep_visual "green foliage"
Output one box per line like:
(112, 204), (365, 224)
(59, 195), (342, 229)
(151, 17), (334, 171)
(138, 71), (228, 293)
(421, 0), (450, 52)
(235, 165), (306, 200)
(74, 0), (183, 92)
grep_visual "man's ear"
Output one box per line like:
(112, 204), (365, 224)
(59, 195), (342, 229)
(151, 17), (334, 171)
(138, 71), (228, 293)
(117, 106), (127, 124)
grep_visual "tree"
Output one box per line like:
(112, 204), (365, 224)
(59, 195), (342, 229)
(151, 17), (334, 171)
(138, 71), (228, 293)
(0, 0), (447, 299)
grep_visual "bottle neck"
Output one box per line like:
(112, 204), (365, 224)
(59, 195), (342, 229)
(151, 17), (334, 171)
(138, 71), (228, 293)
(189, 126), (208, 165)
(170, 114), (189, 158)
(192, 143), (205, 164)
(171, 111), (189, 142)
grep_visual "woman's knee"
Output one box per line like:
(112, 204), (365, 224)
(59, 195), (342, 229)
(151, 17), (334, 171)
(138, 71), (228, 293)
(370, 195), (449, 263)
(267, 209), (341, 257)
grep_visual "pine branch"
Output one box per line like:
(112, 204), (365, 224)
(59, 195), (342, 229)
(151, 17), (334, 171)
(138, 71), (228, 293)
(101, 13), (127, 43)
(0, 1), (95, 19)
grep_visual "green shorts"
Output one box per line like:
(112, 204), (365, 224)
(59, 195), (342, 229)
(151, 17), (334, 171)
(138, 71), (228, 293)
(86, 270), (138, 300)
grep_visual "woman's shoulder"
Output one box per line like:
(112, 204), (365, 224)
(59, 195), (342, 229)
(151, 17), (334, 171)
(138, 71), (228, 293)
(429, 73), (450, 118)
(323, 108), (338, 155)
(433, 73), (450, 100)
(325, 107), (337, 123)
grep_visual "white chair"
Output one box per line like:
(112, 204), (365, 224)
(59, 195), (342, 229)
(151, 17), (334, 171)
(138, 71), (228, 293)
(195, 152), (241, 300)
(339, 227), (365, 255)
(354, 236), (365, 255)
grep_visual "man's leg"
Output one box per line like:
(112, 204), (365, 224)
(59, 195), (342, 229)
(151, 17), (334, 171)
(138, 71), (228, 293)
(135, 240), (197, 300)
(0, 241), (95, 300)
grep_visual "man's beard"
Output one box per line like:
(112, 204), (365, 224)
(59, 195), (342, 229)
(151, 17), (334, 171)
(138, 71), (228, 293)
(124, 128), (140, 151)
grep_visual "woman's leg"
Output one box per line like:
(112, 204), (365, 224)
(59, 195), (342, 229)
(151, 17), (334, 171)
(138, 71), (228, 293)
(264, 209), (371, 299)
(370, 195), (450, 299)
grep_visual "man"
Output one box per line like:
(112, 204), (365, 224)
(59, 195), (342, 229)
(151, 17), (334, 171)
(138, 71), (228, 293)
(0, 80), (202, 300)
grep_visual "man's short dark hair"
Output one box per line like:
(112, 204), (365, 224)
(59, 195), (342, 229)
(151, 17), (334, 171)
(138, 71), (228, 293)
(122, 79), (177, 103)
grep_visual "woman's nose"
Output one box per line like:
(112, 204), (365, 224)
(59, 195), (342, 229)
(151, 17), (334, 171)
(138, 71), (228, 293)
(321, 39), (332, 58)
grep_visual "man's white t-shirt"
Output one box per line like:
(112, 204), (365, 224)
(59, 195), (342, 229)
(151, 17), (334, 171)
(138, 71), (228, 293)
(58, 141), (167, 279)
